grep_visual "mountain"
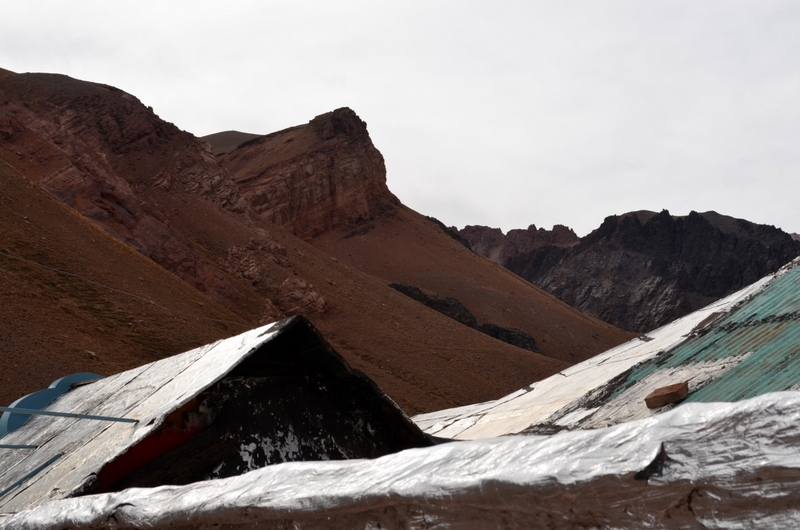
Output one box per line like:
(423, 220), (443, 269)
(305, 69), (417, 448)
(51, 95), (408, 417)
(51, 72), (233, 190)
(216, 108), (399, 240)
(461, 210), (800, 332)
(215, 109), (634, 365)
(0, 69), (635, 413)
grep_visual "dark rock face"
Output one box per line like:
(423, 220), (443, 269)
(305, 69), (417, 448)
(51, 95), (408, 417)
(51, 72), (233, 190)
(476, 324), (539, 353)
(388, 283), (539, 353)
(460, 224), (579, 264)
(425, 216), (472, 249)
(462, 211), (800, 333)
(388, 283), (478, 328)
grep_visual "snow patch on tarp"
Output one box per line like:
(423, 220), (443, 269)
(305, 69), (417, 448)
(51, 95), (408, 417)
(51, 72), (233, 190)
(5, 391), (800, 529)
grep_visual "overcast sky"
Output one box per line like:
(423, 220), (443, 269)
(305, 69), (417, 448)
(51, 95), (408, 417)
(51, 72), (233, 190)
(2, 1), (799, 236)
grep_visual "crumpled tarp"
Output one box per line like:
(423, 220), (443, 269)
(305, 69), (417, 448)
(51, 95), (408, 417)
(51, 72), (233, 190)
(4, 391), (800, 529)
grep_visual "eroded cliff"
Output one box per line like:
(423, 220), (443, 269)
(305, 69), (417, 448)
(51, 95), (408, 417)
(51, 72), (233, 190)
(218, 108), (399, 239)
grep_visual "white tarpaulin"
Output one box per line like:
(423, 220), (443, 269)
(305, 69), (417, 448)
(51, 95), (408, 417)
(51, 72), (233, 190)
(4, 391), (800, 529)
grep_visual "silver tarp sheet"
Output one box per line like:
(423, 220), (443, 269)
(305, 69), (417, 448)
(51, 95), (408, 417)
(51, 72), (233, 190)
(4, 391), (800, 529)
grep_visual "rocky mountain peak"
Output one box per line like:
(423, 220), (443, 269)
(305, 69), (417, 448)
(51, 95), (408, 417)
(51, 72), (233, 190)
(311, 107), (368, 140)
(475, 210), (800, 332)
(218, 108), (399, 239)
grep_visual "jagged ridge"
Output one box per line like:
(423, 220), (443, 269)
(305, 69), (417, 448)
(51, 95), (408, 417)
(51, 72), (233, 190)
(461, 211), (800, 332)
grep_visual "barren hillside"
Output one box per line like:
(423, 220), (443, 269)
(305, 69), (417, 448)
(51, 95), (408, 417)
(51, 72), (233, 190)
(217, 109), (635, 364)
(0, 70), (625, 414)
(0, 157), (245, 405)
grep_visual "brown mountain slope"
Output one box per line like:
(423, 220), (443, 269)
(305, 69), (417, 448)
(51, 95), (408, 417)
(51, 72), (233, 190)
(216, 109), (636, 364)
(0, 69), (261, 318)
(309, 207), (634, 364)
(0, 152), (566, 412)
(0, 157), (246, 406)
(0, 71), (574, 414)
(256, 223), (571, 412)
(201, 130), (262, 156)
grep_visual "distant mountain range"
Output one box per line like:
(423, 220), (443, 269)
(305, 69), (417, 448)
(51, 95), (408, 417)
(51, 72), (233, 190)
(460, 211), (800, 332)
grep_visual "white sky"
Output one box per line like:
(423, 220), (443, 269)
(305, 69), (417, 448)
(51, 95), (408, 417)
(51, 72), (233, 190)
(2, 1), (799, 236)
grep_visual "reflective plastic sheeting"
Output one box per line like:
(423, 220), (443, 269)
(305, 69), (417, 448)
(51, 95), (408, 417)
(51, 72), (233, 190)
(4, 391), (800, 529)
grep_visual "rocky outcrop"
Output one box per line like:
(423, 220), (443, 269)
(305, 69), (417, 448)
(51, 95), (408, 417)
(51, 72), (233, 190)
(460, 224), (579, 264)
(388, 283), (539, 353)
(388, 283), (478, 328)
(218, 107), (400, 239)
(275, 277), (329, 316)
(475, 324), (539, 354)
(425, 216), (472, 249)
(464, 211), (800, 333)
